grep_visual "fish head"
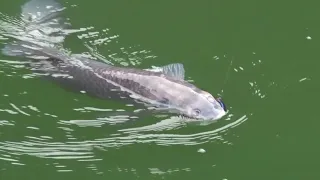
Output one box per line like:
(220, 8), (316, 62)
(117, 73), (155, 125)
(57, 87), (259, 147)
(182, 91), (227, 121)
(145, 63), (227, 121)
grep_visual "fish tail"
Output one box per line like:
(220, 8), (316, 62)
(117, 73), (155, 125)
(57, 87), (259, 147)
(1, 0), (70, 59)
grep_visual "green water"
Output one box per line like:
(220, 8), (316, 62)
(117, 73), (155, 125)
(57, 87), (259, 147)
(0, 0), (319, 179)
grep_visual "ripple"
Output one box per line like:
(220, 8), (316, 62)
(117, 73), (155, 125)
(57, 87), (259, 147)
(0, 113), (247, 165)
(0, 102), (59, 119)
(59, 116), (135, 127)
(299, 77), (311, 82)
(0, 154), (19, 162)
(0, 108), (18, 115)
(75, 26), (157, 66)
(149, 168), (191, 175)
(73, 106), (114, 112)
(0, 120), (14, 126)
(0, 141), (94, 160)
(118, 116), (187, 133)
(9, 103), (30, 116)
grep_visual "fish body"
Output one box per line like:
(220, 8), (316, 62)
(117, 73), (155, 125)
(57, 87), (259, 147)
(0, 0), (227, 120)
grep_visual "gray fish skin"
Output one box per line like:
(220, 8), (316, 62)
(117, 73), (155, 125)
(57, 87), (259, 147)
(0, 0), (227, 121)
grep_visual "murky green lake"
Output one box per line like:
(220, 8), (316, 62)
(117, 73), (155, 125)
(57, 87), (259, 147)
(0, 0), (319, 179)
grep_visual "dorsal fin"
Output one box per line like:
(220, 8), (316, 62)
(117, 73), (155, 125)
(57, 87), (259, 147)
(145, 63), (185, 80)
(161, 63), (185, 80)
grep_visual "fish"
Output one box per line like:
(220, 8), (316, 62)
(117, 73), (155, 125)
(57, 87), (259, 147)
(0, 0), (227, 121)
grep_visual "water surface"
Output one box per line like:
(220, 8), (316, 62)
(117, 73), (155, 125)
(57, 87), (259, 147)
(0, 0), (319, 179)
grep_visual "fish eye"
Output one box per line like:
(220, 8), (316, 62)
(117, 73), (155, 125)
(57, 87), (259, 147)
(193, 108), (201, 116)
